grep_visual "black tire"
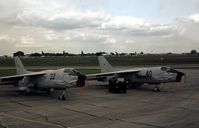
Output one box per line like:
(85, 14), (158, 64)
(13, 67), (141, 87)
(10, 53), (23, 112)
(62, 96), (66, 100)
(123, 85), (127, 93)
(23, 90), (28, 95)
(108, 86), (112, 92)
(116, 81), (124, 93)
(112, 88), (116, 93)
(152, 87), (160, 92)
(58, 96), (66, 100)
(46, 89), (51, 94)
(108, 80), (116, 93)
(108, 81), (112, 92)
(121, 83), (127, 94)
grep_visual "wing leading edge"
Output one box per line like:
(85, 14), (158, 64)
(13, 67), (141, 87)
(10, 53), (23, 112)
(0, 72), (45, 85)
(86, 69), (141, 80)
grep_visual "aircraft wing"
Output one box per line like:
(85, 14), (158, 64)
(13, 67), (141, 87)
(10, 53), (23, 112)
(0, 72), (46, 85)
(86, 69), (141, 80)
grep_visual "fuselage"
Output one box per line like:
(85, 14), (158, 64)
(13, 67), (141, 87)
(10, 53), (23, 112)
(18, 68), (84, 91)
(118, 67), (184, 85)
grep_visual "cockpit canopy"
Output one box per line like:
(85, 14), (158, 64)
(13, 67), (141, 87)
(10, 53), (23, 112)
(63, 68), (80, 76)
(160, 67), (169, 71)
(161, 67), (178, 73)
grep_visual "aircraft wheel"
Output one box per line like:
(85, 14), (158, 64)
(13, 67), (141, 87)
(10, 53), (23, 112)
(23, 90), (29, 95)
(121, 85), (127, 93)
(121, 90), (126, 94)
(122, 88), (127, 93)
(62, 96), (66, 100)
(58, 96), (66, 100)
(108, 87), (112, 92)
(46, 89), (51, 94)
(108, 84), (112, 92)
(108, 80), (115, 93)
(117, 81), (126, 94)
(153, 87), (160, 92)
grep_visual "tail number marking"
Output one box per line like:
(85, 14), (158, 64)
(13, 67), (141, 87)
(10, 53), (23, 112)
(50, 73), (56, 80)
(146, 71), (152, 77)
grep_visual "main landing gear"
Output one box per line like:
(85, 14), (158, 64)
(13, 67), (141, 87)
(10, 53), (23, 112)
(23, 88), (31, 95)
(58, 90), (66, 100)
(108, 78), (127, 94)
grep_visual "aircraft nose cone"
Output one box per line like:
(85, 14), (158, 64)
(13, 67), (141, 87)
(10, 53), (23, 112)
(177, 71), (185, 77)
(174, 70), (185, 82)
(176, 71), (185, 82)
(167, 68), (185, 82)
(76, 74), (86, 87)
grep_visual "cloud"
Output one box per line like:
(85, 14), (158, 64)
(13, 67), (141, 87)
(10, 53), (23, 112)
(16, 36), (42, 48)
(104, 37), (116, 44)
(0, 35), (18, 55)
(175, 14), (199, 42)
(0, 0), (178, 36)
(15, 8), (175, 38)
(187, 14), (199, 23)
(0, 35), (11, 40)
(0, 0), (199, 55)
(101, 16), (146, 30)
(16, 9), (110, 30)
(101, 16), (176, 37)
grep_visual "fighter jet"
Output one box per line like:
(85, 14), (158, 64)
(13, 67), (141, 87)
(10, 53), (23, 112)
(87, 56), (185, 93)
(0, 57), (86, 100)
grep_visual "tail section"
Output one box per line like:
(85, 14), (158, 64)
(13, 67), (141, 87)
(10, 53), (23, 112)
(98, 56), (114, 73)
(14, 57), (29, 74)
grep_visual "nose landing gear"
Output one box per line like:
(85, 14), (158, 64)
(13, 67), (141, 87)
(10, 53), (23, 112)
(152, 85), (160, 92)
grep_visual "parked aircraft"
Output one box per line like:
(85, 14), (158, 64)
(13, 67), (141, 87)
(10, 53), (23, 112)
(87, 56), (185, 93)
(0, 57), (86, 100)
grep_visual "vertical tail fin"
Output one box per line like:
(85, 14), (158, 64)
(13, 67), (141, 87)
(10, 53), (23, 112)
(14, 57), (28, 74)
(98, 56), (114, 73)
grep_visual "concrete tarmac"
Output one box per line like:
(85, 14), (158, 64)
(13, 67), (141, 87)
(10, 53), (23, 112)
(0, 69), (199, 128)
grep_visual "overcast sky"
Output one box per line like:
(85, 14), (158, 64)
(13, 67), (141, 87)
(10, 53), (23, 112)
(0, 0), (199, 55)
